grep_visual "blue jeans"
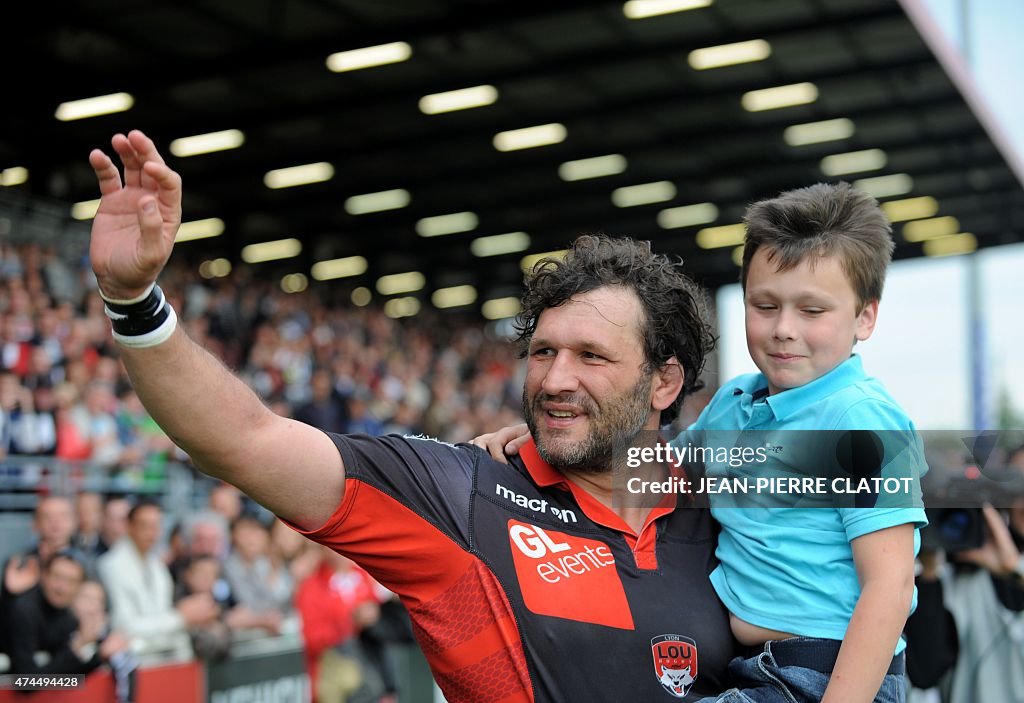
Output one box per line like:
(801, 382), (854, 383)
(696, 637), (906, 703)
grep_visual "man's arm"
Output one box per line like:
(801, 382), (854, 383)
(822, 524), (916, 703)
(118, 330), (342, 529)
(87, 130), (341, 530)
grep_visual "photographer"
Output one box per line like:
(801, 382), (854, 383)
(907, 500), (1024, 701)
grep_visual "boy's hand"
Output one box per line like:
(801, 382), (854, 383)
(470, 423), (531, 464)
(88, 130), (182, 301)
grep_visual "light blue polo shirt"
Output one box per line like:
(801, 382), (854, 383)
(674, 355), (927, 654)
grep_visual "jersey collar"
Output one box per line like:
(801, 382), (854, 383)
(518, 438), (676, 537)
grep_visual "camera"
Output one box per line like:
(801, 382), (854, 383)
(921, 470), (1024, 553)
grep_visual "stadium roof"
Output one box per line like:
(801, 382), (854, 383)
(3, 0), (1023, 311)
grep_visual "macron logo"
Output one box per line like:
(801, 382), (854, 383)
(495, 483), (577, 523)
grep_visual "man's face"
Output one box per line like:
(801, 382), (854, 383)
(75, 493), (103, 535)
(523, 286), (655, 473)
(72, 581), (106, 622)
(35, 497), (75, 549)
(191, 523), (224, 557)
(128, 505), (163, 555)
(232, 521), (268, 560)
(102, 498), (130, 543)
(744, 248), (877, 395)
(41, 556), (84, 609)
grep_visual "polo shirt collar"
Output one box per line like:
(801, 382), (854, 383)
(761, 354), (866, 421)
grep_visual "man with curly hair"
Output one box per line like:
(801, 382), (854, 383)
(84, 129), (730, 701)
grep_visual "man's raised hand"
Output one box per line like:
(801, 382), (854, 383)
(88, 130), (182, 301)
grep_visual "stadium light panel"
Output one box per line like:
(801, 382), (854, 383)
(742, 83), (817, 112)
(688, 40), (771, 70)
(55, 93), (134, 121)
(326, 42), (412, 73)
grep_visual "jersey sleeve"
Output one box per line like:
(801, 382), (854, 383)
(287, 433), (482, 590)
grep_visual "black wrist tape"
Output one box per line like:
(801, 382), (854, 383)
(103, 285), (172, 337)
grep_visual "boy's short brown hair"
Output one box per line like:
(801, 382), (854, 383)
(740, 182), (895, 309)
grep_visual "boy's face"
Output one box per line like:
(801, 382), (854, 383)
(744, 247), (877, 395)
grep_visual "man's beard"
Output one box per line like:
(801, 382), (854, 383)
(523, 371), (654, 474)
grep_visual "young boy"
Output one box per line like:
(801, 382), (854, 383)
(684, 181), (926, 702)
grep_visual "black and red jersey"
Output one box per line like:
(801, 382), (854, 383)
(292, 433), (733, 702)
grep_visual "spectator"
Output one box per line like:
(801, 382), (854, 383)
(296, 546), (386, 703)
(67, 381), (123, 467)
(74, 491), (104, 554)
(97, 499), (218, 659)
(169, 510), (229, 585)
(208, 482), (244, 524)
(72, 579), (137, 703)
(0, 371), (55, 455)
(293, 368), (350, 434)
(2, 495), (76, 603)
(174, 555), (234, 661)
(1, 551), (127, 677)
(223, 515), (292, 617)
(345, 393), (383, 436)
(73, 490), (106, 572)
(98, 495), (131, 555)
(907, 501), (1024, 701)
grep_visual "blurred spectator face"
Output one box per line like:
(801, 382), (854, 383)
(102, 497), (130, 545)
(75, 492), (103, 537)
(209, 484), (242, 522)
(41, 554), (85, 609)
(33, 386), (56, 412)
(64, 356), (90, 389)
(190, 522), (226, 557)
(184, 556), (221, 595)
(73, 580), (107, 622)
(84, 383), (114, 415)
(310, 370), (333, 402)
(93, 357), (119, 384)
(29, 346), (52, 376)
(128, 504), (163, 555)
(231, 518), (269, 561)
(53, 382), (79, 410)
(35, 496), (76, 550)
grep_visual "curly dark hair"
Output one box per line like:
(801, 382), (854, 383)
(515, 235), (716, 426)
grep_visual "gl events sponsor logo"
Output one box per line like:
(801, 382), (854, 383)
(506, 519), (632, 629)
